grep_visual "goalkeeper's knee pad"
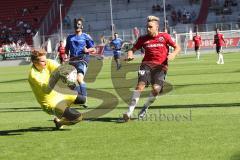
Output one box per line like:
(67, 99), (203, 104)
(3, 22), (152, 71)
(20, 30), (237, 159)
(62, 107), (82, 122)
(74, 95), (86, 104)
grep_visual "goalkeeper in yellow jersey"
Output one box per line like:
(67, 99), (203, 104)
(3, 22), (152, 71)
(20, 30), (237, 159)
(28, 49), (86, 129)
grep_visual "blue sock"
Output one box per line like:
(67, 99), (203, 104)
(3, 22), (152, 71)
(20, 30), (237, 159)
(74, 83), (87, 96)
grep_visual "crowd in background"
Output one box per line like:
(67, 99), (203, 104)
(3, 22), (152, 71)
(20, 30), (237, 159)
(210, 0), (238, 15)
(0, 41), (31, 53)
(151, 0), (198, 26)
(0, 0), (53, 53)
(170, 8), (197, 25)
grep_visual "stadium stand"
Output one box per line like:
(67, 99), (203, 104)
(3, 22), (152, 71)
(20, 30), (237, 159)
(207, 0), (239, 24)
(0, 0), (74, 55)
(0, 0), (54, 46)
(60, 0), (201, 43)
(65, 0), (198, 31)
(0, 0), (239, 52)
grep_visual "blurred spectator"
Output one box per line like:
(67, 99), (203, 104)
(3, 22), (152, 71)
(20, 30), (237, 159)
(232, 0), (238, 6)
(22, 8), (30, 16)
(222, 6), (232, 15)
(185, 11), (191, 23)
(26, 28), (32, 34)
(152, 3), (163, 12)
(177, 9), (182, 22)
(8, 27), (12, 32)
(133, 27), (140, 41)
(9, 41), (16, 52)
(166, 4), (172, 11)
(2, 44), (10, 52)
(21, 42), (30, 51)
(16, 20), (24, 27)
(63, 16), (71, 29)
(16, 41), (21, 51)
(156, 4), (161, 11)
(33, 17), (40, 24)
(152, 4), (156, 11)
(191, 10), (196, 20)
(183, 8), (187, 16)
(224, 0), (232, 7)
(171, 9), (178, 25)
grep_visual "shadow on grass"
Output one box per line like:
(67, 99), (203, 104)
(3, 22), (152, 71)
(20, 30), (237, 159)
(169, 69), (240, 77)
(0, 127), (70, 136)
(0, 91), (32, 94)
(116, 102), (240, 110)
(0, 78), (28, 84)
(0, 107), (42, 113)
(174, 81), (240, 88)
(149, 102), (240, 109)
(84, 117), (138, 123)
(85, 117), (121, 123)
(230, 152), (240, 160)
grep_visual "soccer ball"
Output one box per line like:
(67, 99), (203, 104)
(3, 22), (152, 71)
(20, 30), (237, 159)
(66, 69), (77, 84)
(58, 64), (77, 86)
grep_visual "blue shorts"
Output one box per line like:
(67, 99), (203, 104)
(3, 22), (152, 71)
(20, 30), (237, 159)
(69, 60), (88, 76)
(113, 50), (121, 59)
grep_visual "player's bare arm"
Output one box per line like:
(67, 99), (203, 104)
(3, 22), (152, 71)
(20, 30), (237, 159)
(168, 43), (181, 61)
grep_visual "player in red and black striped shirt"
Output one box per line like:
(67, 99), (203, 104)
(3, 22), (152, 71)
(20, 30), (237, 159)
(57, 41), (67, 64)
(193, 32), (202, 60)
(213, 28), (226, 64)
(123, 16), (181, 121)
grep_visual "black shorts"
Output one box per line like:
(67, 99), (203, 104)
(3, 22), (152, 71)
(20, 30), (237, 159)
(138, 64), (166, 87)
(195, 46), (200, 52)
(216, 46), (222, 54)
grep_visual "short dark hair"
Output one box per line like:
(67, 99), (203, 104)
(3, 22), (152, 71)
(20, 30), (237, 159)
(75, 17), (84, 24)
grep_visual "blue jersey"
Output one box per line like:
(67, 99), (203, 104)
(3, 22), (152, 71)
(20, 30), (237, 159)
(65, 33), (94, 63)
(111, 38), (123, 51)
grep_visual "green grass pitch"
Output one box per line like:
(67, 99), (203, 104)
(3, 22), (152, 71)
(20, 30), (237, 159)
(0, 52), (240, 160)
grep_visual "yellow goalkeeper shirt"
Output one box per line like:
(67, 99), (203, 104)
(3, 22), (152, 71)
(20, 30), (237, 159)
(28, 59), (77, 115)
(28, 59), (60, 110)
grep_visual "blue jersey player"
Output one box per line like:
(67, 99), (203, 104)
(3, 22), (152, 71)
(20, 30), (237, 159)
(110, 32), (123, 70)
(65, 18), (96, 106)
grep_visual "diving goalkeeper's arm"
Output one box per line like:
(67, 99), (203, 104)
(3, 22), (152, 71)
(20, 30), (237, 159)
(42, 69), (61, 94)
